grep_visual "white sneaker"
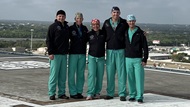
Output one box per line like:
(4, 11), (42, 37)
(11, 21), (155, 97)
(86, 96), (93, 100)
(94, 93), (100, 99)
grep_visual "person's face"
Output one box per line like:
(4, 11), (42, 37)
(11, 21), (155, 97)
(111, 10), (120, 20)
(75, 17), (83, 25)
(56, 14), (66, 23)
(91, 23), (100, 31)
(127, 20), (136, 28)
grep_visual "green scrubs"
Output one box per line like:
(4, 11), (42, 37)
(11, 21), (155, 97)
(106, 49), (126, 97)
(87, 55), (105, 96)
(125, 58), (144, 100)
(68, 54), (86, 95)
(48, 55), (67, 97)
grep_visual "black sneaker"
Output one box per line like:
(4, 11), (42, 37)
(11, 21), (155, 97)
(70, 94), (79, 99)
(120, 96), (126, 101)
(104, 96), (113, 100)
(129, 98), (135, 102)
(93, 93), (101, 99)
(58, 94), (69, 99)
(49, 94), (56, 100)
(137, 99), (143, 103)
(77, 93), (84, 99)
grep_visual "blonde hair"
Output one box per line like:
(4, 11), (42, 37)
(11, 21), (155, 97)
(75, 12), (83, 19)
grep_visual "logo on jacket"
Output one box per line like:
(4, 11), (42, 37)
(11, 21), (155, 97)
(72, 31), (77, 36)
(57, 26), (62, 30)
(105, 22), (109, 27)
(100, 35), (104, 38)
(90, 35), (94, 40)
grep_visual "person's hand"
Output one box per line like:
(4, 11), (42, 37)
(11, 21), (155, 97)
(49, 54), (54, 60)
(141, 62), (146, 67)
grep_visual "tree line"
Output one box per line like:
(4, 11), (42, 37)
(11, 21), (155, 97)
(0, 20), (190, 48)
(0, 40), (46, 49)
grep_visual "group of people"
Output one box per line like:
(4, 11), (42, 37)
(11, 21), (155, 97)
(46, 6), (148, 104)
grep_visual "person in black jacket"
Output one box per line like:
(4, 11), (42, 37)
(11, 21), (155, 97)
(102, 6), (128, 101)
(86, 19), (106, 100)
(46, 10), (70, 100)
(125, 14), (148, 103)
(68, 12), (88, 99)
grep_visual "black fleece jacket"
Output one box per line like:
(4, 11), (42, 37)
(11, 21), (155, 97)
(88, 29), (106, 57)
(46, 20), (69, 55)
(125, 26), (149, 63)
(102, 17), (129, 50)
(69, 23), (88, 54)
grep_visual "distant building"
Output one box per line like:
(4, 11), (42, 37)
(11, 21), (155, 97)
(12, 47), (25, 52)
(149, 53), (171, 60)
(32, 47), (47, 55)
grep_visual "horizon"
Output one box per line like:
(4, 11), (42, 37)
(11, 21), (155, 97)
(1, 19), (190, 26)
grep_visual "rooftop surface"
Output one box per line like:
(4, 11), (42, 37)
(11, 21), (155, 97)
(0, 55), (190, 106)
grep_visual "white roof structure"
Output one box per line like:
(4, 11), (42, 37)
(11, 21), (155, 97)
(177, 50), (190, 55)
(149, 53), (171, 57)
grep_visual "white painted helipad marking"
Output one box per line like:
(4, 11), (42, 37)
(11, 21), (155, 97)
(0, 97), (41, 107)
(0, 61), (49, 70)
(0, 56), (48, 59)
(0, 93), (190, 107)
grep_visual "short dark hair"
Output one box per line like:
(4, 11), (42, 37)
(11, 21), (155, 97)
(56, 10), (66, 16)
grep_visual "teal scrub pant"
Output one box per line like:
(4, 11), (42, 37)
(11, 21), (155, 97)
(68, 54), (86, 95)
(106, 49), (127, 97)
(48, 55), (67, 97)
(87, 55), (105, 96)
(125, 58), (144, 100)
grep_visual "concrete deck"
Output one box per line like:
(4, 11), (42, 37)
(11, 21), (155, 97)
(0, 55), (190, 106)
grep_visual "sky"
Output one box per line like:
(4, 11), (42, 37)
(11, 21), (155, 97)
(0, 0), (190, 24)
